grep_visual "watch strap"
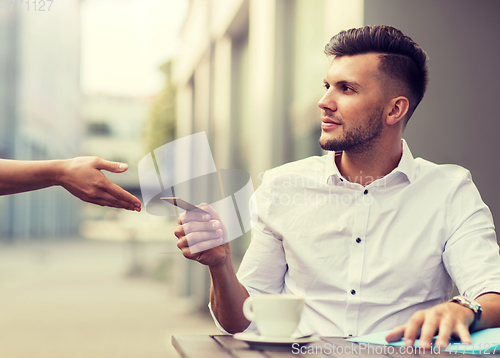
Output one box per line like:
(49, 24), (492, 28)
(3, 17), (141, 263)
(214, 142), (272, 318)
(449, 295), (482, 332)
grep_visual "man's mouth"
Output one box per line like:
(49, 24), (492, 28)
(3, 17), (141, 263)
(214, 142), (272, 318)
(321, 117), (342, 129)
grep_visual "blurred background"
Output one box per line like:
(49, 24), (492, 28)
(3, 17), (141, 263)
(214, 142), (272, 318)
(1, 0), (499, 357)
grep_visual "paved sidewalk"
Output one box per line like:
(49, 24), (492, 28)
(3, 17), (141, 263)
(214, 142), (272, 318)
(0, 239), (219, 358)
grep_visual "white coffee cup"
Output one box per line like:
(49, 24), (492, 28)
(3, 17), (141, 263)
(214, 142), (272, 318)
(242, 294), (304, 337)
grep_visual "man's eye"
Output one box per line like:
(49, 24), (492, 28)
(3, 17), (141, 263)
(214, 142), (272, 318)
(323, 83), (330, 90)
(343, 85), (354, 92)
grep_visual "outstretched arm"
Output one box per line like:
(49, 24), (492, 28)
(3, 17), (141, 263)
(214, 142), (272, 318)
(0, 157), (141, 211)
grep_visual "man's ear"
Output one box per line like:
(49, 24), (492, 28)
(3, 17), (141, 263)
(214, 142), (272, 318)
(386, 96), (409, 126)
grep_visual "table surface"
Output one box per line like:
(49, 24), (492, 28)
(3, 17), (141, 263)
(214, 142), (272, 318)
(172, 335), (488, 357)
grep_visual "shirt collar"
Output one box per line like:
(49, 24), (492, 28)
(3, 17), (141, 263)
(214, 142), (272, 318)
(396, 139), (416, 183)
(325, 151), (342, 185)
(325, 139), (416, 185)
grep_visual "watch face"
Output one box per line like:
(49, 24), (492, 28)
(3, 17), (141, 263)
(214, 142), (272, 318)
(452, 296), (482, 312)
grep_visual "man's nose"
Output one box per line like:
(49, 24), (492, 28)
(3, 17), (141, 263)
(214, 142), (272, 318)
(318, 91), (336, 112)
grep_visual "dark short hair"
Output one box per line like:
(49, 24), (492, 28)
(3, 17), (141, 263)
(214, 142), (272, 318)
(324, 25), (428, 122)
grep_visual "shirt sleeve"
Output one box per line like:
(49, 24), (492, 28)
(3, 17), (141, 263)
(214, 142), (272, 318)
(208, 301), (258, 334)
(236, 171), (288, 295)
(208, 171), (289, 334)
(443, 170), (500, 300)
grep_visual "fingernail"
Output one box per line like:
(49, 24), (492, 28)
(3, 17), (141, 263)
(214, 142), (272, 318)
(212, 221), (220, 229)
(203, 214), (210, 220)
(419, 341), (429, 348)
(405, 339), (413, 346)
(135, 202), (141, 207)
(119, 163), (126, 170)
(216, 229), (223, 235)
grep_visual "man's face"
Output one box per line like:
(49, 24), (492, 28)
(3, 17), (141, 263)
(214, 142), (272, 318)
(318, 53), (388, 153)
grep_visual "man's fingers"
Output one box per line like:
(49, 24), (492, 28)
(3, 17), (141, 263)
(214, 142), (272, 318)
(418, 314), (439, 349)
(179, 210), (211, 224)
(385, 325), (405, 343)
(176, 228), (224, 254)
(177, 236), (222, 258)
(180, 246), (199, 260)
(174, 225), (185, 239)
(455, 323), (472, 345)
(435, 321), (471, 349)
(435, 318), (454, 348)
(176, 217), (221, 241)
(188, 237), (224, 254)
(201, 204), (222, 220)
(404, 312), (424, 346)
(177, 238), (203, 260)
(177, 236), (188, 249)
(186, 230), (223, 247)
(182, 220), (221, 235)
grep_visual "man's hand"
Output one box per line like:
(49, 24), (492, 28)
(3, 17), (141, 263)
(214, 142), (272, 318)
(59, 157), (141, 211)
(175, 205), (230, 267)
(175, 204), (250, 333)
(386, 301), (474, 349)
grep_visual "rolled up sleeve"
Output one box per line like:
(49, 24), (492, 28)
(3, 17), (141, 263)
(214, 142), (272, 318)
(443, 171), (500, 299)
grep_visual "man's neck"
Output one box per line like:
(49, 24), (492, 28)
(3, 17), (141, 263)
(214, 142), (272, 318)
(335, 139), (403, 186)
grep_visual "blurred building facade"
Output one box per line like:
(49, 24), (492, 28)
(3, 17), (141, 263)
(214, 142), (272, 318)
(173, 0), (500, 311)
(175, 0), (363, 180)
(0, 2), (81, 241)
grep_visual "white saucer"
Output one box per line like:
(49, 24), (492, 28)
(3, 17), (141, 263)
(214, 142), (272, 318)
(234, 332), (320, 344)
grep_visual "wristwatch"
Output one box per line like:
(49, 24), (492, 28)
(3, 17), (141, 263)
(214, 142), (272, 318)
(449, 295), (482, 331)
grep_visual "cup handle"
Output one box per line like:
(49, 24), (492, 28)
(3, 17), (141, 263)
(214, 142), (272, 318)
(242, 296), (255, 321)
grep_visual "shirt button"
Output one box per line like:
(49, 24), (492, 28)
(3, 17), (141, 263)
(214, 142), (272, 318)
(348, 334), (353, 337)
(364, 189), (368, 195)
(350, 289), (356, 295)
(356, 238), (361, 243)
(340, 178), (343, 182)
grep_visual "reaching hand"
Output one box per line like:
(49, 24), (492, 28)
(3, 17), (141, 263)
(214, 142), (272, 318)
(385, 301), (474, 349)
(175, 204), (230, 267)
(59, 156), (141, 211)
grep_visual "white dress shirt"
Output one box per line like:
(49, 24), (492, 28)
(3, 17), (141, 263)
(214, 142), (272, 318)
(210, 140), (500, 337)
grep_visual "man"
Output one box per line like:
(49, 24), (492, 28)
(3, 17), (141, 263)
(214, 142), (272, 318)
(175, 25), (500, 348)
(0, 156), (141, 211)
